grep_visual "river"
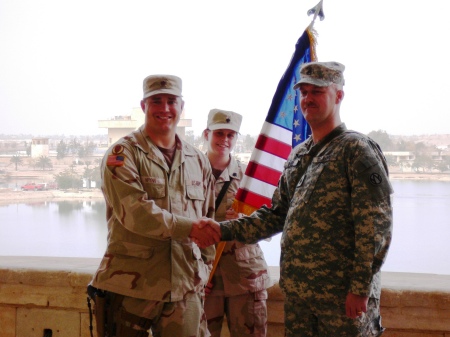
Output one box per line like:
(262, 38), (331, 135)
(0, 180), (449, 275)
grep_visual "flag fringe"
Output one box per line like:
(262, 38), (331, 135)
(306, 27), (318, 62)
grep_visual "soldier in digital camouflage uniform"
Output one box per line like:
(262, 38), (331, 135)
(197, 61), (393, 337)
(89, 74), (218, 337)
(202, 109), (273, 337)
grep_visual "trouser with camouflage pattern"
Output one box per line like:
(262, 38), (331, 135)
(284, 298), (384, 337)
(204, 290), (268, 337)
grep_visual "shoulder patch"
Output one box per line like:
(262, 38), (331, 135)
(112, 144), (124, 155)
(107, 154), (125, 166)
(369, 172), (383, 185)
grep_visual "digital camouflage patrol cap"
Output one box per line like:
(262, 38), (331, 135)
(207, 109), (242, 133)
(142, 74), (182, 99)
(293, 61), (345, 89)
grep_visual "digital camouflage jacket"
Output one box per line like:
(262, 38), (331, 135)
(221, 124), (393, 304)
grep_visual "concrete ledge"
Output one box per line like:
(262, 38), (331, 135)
(0, 256), (99, 337)
(0, 256), (98, 287)
(1, 257), (450, 337)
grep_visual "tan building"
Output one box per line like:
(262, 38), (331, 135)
(30, 137), (49, 158)
(98, 107), (192, 147)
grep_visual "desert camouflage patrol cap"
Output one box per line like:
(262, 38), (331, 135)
(293, 61), (345, 89)
(207, 109), (242, 133)
(142, 74), (182, 99)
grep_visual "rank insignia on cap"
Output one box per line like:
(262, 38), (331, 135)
(206, 108), (243, 133)
(158, 78), (173, 89)
(143, 74), (182, 99)
(107, 154), (125, 167)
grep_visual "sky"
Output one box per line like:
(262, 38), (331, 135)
(1, 0), (450, 137)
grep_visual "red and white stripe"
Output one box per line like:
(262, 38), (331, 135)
(236, 122), (293, 210)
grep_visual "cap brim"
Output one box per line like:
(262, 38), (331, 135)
(293, 78), (331, 89)
(143, 89), (182, 99)
(208, 123), (240, 133)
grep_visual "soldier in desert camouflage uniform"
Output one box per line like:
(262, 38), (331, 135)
(194, 62), (393, 337)
(202, 109), (273, 337)
(88, 74), (219, 337)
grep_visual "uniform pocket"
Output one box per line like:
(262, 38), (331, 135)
(111, 242), (156, 259)
(235, 244), (269, 291)
(186, 185), (205, 201)
(142, 176), (166, 198)
(191, 244), (209, 285)
(147, 183), (165, 198)
(296, 154), (337, 204)
(235, 244), (264, 262)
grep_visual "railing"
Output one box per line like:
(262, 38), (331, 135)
(0, 256), (449, 337)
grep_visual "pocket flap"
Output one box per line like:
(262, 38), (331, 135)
(235, 244), (263, 261)
(112, 242), (155, 259)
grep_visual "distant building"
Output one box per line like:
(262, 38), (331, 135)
(98, 108), (192, 147)
(384, 151), (415, 163)
(31, 137), (49, 158)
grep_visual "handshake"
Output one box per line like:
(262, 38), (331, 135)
(189, 218), (222, 248)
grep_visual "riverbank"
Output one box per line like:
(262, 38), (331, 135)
(0, 172), (449, 204)
(0, 189), (104, 205)
(389, 172), (450, 181)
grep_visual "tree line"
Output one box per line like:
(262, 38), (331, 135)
(186, 129), (450, 173)
(7, 138), (102, 190)
(4, 130), (450, 191)
(367, 130), (450, 173)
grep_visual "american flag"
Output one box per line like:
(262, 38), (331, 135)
(234, 27), (317, 215)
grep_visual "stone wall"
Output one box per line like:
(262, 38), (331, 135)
(0, 257), (449, 337)
(0, 257), (97, 337)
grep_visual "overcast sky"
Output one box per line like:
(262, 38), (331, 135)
(1, 0), (449, 137)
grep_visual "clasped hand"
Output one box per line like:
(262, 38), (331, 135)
(189, 218), (221, 248)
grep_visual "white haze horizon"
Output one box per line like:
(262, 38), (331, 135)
(1, 1), (450, 137)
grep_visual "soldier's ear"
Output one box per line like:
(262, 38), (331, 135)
(203, 129), (210, 141)
(336, 90), (344, 104)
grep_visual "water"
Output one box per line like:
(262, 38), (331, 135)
(259, 180), (450, 275)
(0, 200), (108, 258)
(0, 180), (449, 275)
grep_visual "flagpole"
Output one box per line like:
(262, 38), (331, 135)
(208, 241), (226, 284)
(208, 0), (325, 285)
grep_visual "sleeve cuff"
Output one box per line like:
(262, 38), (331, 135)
(172, 215), (193, 240)
(220, 222), (233, 241)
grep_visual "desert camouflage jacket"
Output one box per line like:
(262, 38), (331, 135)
(210, 157), (273, 296)
(221, 124), (393, 303)
(91, 126), (215, 302)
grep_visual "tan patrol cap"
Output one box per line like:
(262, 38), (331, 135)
(293, 61), (345, 89)
(142, 74), (182, 99)
(207, 109), (242, 133)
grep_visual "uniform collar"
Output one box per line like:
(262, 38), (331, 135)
(217, 156), (243, 182)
